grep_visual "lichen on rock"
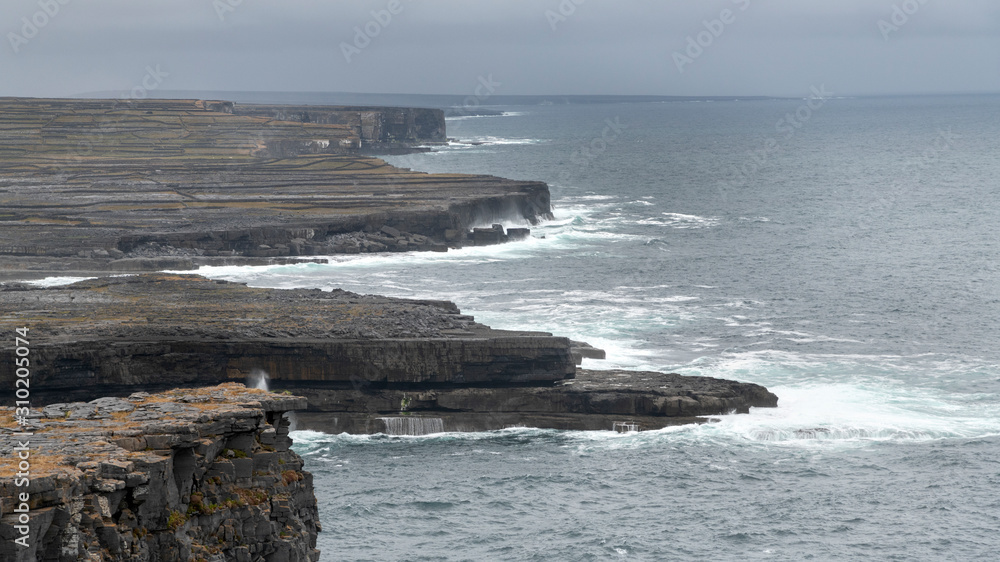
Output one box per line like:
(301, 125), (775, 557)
(0, 384), (320, 561)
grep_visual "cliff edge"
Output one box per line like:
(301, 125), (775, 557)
(0, 384), (319, 561)
(0, 275), (777, 434)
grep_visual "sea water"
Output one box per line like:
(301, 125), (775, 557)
(196, 95), (1000, 560)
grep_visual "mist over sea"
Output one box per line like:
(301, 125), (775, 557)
(197, 95), (1000, 560)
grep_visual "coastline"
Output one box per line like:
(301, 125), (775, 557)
(0, 97), (779, 558)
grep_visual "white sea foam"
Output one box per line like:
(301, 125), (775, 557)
(443, 136), (546, 147)
(659, 213), (721, 229)
(21, 276), (97, 287)
(640, 349), (1000, 445)
(444, 111), (526, 122)
(684, 382), (1000, 446)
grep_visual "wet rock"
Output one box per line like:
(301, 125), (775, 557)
(507, 228), (531, 241)
(380, 225), (402, 238)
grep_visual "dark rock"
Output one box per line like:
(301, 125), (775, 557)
(380, 225), (402, 238)
(0, 274), (575, 402)
(507, 228), (531, 241)
(472, 226), (505, 246)
(570, 340), (607, 364)
(291, 369), (778, 434)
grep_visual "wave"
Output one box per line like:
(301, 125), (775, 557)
(438, 137), (547, 148)
(636, 213), (720, 229)
(289, 376), (1000, 453)
(444, 111), (527, 121)
(20, 276), (98, 287)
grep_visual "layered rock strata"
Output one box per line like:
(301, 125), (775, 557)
(0, 275), (575, 404)
(0, 384), (319, 561)
(292, 369), (778, 434)
(0, 275), (777, 434)
(0, 98), (549, 279)
(230, 104), (446, 149)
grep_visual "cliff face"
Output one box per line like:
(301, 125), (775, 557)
(291, 369), (779, 434)
(0, 275), (777, 436)
(0, 98), (547, 278)
(231, 104), (447, 147)
(0, 275), (575, 403)
(0, 384), (319, 562)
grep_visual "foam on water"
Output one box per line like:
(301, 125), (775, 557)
(20, 276), (97, 287)
(274, 96), (1000, 561)
(636, 213), (721, 229)
(436, 136), (547, 148)
(190, 199), (629, 288)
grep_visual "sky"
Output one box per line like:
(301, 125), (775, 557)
(1, 0), (999, 98)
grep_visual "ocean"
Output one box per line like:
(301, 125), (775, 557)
(194, 95), (1000, 560)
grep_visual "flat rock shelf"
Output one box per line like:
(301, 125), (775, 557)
(0, 274), (777, 434)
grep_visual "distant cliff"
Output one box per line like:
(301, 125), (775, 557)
(0, 98), (545, 277)
(232, 103), (446, 149)
(0, 384), (319, 561)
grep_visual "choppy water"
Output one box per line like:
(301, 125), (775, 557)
(195, 95), (1000, 560)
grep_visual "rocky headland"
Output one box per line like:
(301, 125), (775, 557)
(0, 97), (779, 559)
(0, 274), (777, 435)
(0, 384), (318, 561)
(0, 98), (548, 281)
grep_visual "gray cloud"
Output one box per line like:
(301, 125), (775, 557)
(1, 0), (998, 97)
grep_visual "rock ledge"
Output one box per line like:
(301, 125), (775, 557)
(0, 384), (319, 562)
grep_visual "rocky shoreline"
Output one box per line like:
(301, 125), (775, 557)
(0, 385), (319, 561)
(0, 98), (549, 281)
(0, 97), (779, 560)
(0, 274), (777, 436)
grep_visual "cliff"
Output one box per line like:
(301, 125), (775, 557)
(230, 104), (446, 148)
(0, 275), (574, 402)
(0, 384), (319, 561)
(0, 275), (777, 434)
(0, 98), (546, 279)
(294, 369), (779, 433)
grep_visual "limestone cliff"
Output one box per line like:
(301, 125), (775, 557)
(230, 104), (446, 148)
(0, 275), (777, 436)
(0, 98), (548, 278)
(0, 385), (319, 561)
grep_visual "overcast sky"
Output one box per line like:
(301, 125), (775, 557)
(1, 0), (998, 98)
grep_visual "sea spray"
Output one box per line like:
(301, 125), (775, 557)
(248, 369), (270, 391)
